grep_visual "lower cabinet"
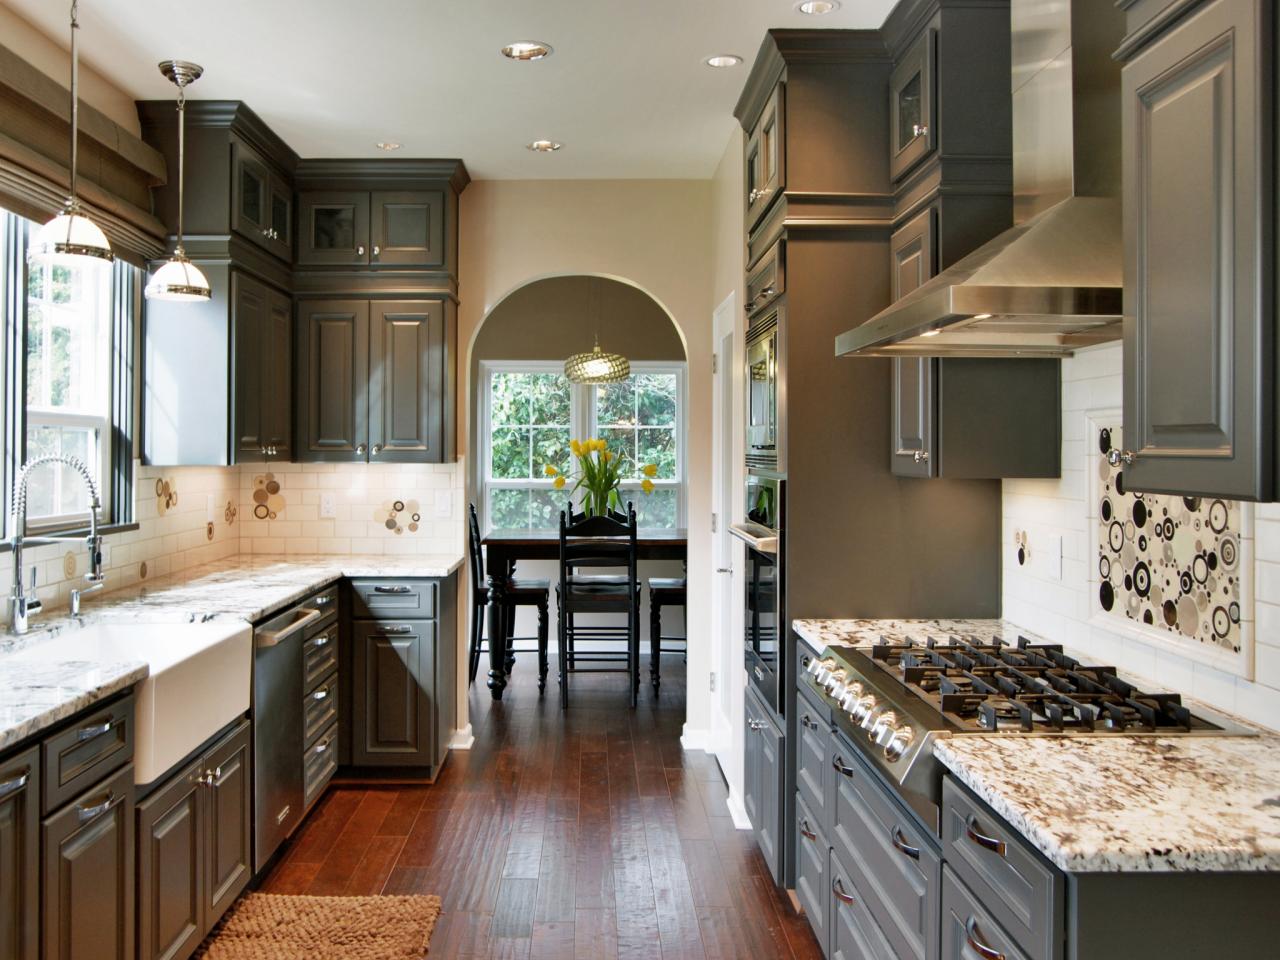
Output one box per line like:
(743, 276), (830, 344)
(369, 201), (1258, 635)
(0, 746), (38, 960)
(941, 865), (1030, 960)
(743, 684), (784, 886)
(137, 720), (251, 960)
(794, 793), (829, 955)
(829, 851), (896, 960)
(42, 762), (135, 960)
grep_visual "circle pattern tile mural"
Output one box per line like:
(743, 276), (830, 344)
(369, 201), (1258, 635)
(1097, 426), (1241, 653)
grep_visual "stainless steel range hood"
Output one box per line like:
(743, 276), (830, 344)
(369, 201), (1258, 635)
(837, 0), (1125, 358)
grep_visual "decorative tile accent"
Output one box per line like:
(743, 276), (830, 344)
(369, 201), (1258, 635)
(251, 473), (286, 521)
(224, 501), (238, 525)
(155, 476), (178, 515)
(1097, 425), (1242, 653)
(378, 498), (422, 535)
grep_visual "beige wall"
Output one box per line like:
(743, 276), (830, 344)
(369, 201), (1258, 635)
(0, 4), (141, 135)
(458, 179), (714, 736)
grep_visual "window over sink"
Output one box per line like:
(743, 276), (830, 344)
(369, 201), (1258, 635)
(480, 361), (685, 531)
(2, 208), (137, 533)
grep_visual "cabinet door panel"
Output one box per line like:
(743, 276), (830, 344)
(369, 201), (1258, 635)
(232, 273), (267, 462)
(231, 144), (270, 243)
(297, 300), (369, 461)
(890, 28), (937, 180)
(0, 747), (38, 960)
(263, 288), (293, 458)
(746, 84), (786, 230)
(756, 711), (783, 886)
(1122, 0), (1271, 498)
(794, 794), (829, 954)
(889, 208), (937, 477)
(830, 854), (896, 960)
(352, 622), (436, 766)
(136, 762), (203, 960)
(742, 699), (761, 830)
(370, 192), (444, 267)
(297, 192), (370, 266)
(368, 301), (445, 462)
(42, 763), (135, 960)
(204, 722), (251, 930)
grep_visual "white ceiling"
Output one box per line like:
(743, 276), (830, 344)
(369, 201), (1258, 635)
(5, 0), (896, 179)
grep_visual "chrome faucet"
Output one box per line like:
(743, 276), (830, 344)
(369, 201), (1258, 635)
(9, 455), (105, 634)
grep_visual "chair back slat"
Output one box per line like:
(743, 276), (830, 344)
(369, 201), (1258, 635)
(559, 501), (639, 600)
(467, 503), (485, 586)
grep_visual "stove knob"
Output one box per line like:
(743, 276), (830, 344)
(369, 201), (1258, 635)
(870, 711), (899, 745)
(849, 695), (876, 726)
(824, 669), (847, 695)
(837, 681), (863, 711)
(813, 658), (836, 682)
(884, 726), (915, 764)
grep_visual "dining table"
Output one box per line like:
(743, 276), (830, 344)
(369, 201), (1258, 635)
(481, 527), (688, 699)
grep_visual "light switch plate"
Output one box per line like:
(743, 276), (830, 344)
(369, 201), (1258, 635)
(319, 492), (336, 519)
(435, 494), (453, 519)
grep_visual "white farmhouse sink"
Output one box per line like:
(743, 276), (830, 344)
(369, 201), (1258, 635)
(11, 621), (252, 784)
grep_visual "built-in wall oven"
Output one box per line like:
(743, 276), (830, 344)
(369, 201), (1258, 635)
(732, 473), (784, 712)
(746, 308), (780, 469)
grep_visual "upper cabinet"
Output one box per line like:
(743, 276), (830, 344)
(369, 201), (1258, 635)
(745, 84), (786, 231)
(297, 190), (445, 268)
(232, 138), (292, 261)
(1116, 0), (1274, 500)
(889, 27), (936, 181)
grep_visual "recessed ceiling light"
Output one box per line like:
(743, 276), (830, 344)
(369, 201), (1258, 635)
(704, 54), (743, 68)
(527, 140), (562, 152)
(502, 41), (553, 61)
(376, 141), (401, 151)
(796, 0), (841, 13)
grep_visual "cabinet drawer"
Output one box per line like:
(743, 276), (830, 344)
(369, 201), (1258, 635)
(830, 850), (896, 960)
(795, 792), (830, 956)
(831, 739), (939, 960)
(308, 583), (340, 621)
(351, 579), (437, 619)
(41, 694), (134, 815)
(304, 672), (339, 749)
(303, 622), (340, 693)
(795, 681), (831, 827)
(303, 724), (338, 810)
(746, 240), (785, 318)
(942, 777), (1061, 960)
(941, 865), (1032, 960)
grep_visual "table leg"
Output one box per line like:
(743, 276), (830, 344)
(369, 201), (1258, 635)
(487, 556), (512, 700)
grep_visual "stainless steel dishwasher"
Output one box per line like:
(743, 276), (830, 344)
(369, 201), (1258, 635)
(252, 597), (324, 871)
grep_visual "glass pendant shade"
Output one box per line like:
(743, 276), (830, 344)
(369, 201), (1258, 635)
(564, 341), (630, 384)
(144, 253), (211, 301)
(28, 206), (114, 265)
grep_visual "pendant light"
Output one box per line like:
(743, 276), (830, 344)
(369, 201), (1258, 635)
(145, 60), (211, 301)
(29, 0), (114, 266)
(564, 279), (630, 384)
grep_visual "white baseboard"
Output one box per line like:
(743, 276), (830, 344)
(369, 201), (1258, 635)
(679, 724), (713, 751)
(726, 788), (751, 829)
(447, 723), (475, 750)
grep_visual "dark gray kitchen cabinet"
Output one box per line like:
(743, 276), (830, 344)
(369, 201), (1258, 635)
(794, 793), (830, 956)
(232, 139), (292, 262)
(137, 722), (250, 960)
(830, 851), (897, 960)
(42, 762), (135, 960)
(745, 83), (785, 231)
(298, 191), (444, 268)
(889, 27), (936, 181)
(296, 300), (370, 460)
(1119, 0), (1274, 500)
(889, 209), (936, 478)
(232, 272), (292, 462)
(743, 685), (784, 886)
(940, 866), (1031, 960)
(297, 298), (454, 463)
(351, 621), (436, 766)
(0, 746), (38, 960)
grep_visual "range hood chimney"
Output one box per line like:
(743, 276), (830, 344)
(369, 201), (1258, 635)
(836, 0), (1126, 358)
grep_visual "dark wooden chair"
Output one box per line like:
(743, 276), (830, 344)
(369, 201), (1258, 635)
(467, 503), (550, 692)
(647, 577), (687, 693)
(556, 503), (640, 709)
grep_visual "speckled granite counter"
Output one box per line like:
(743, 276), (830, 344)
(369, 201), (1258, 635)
(0, 660), (148, 752)
(0, 552), (463, 750)
(792, 617), (1041, 653)
(936, 735), (1280, 872)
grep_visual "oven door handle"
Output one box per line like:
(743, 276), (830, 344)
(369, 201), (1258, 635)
(729, 522), (777, 554)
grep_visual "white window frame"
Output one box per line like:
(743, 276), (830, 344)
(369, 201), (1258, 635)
(479, 360), (687, 531)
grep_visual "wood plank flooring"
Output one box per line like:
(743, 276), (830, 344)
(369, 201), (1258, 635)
(259, 655), (822, 959)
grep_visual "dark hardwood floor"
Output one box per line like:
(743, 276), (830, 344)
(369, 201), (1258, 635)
(259, 655), (822, 959)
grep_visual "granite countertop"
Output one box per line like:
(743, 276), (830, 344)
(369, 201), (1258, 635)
(0, 551), (464, 751)
(790, 616), (1280, 873)
(0, 660), (148, 753)
(936, 735), (1280, 872)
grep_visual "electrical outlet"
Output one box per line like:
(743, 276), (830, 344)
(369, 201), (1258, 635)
(435, 494), (453, 519)
(319, 492), (336, 519)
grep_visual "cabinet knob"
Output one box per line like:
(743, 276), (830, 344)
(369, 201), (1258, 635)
(748, 189), (758, 203)
(355, 443), (367, 456)
(371, 443), (383, 456)
(1106, 448), (1135, 466)
(912, 123), (929, 138)
(372, 245), (381, 258)
(357, 245), (366, 256)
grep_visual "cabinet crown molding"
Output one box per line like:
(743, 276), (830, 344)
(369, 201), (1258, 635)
(295, 158), (471, 194)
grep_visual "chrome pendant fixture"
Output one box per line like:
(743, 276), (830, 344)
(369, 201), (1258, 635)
(145, 59), (211, 301)
(564, 336), (630, 384)
(29, 0), (114, 266)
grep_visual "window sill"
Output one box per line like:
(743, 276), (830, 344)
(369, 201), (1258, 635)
(0, 521), (139, 552)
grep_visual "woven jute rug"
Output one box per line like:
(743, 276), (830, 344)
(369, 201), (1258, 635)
(193, 893), (442, 959)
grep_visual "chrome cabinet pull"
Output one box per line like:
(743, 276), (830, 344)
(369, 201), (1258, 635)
(312, 633), (332, 647)
(891, 826), (920, 860)
(372, 625), (413, 636)
(76, 791), (122, 823)
(314, 738), (331, 754)
(799, 819), (817, 842)
(373, 585), (412, 594)
(912, 123), (929, 138)
(372, 245), (380, 257)
(201, 766), (222, 787)
(965, 816), (1007, 857)
(371, 443), (383, 455)
(964, 918), (1005, 960)
(312, 688), (329, 700)
(831, 877), (856, 905)
(356, 244), (365, 256)
(0, 772), (30, 801)
(315, 594), (334, 607)
(801, 714), (818, 731)
(75, 718), (117, 742)
(355, 443), (367, 456)
(1106, 448), (1135, 466)
(832, 755), (854, 777)
(747, 719), (765, 731)
(753, 666), (764, 681)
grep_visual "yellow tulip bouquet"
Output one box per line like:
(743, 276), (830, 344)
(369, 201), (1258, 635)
(545, 437), (659, 518)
